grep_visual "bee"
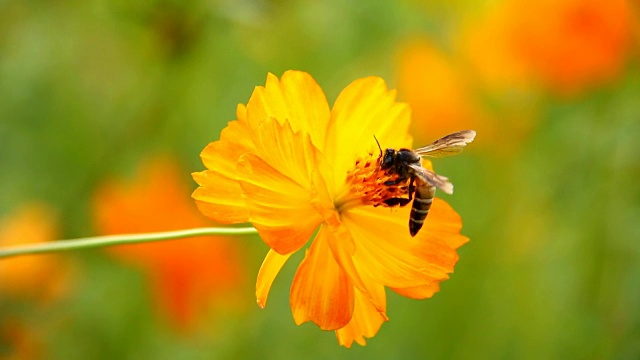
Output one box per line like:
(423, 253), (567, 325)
(376, 130), (476, 237)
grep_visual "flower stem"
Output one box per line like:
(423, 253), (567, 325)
(0, 227), (259, 259)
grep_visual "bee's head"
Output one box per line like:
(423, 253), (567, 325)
(380, 148), (396, 169)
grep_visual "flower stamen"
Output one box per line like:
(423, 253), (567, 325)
(335, 153), (411, 213)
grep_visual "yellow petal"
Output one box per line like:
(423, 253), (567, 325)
(290, 226), (354, 330)
(245, 111), (318, 189)
(192, 170), (248, 223)
(256, 249), (291, 308)
(326, 222), (387, 316)
(200, 120), (255, 174)
(335, 284), (388, 348)
(422, 198), (469, 249)
(325, 76), (413, 191)
(236, 103), (247, 123)
(246, 71), (330, 150)
(194, 115), (255, 224)
(391, 281), (441, 299)
(237, 153), (322, 254)
(342, 198), (465, 289)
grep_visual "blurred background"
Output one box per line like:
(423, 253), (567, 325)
(1, 0), (639, 358)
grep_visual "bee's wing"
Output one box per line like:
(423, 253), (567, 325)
(414, 130), (476, 158)
(408, 164), (454, 194)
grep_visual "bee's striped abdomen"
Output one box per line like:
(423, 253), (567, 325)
(409, 184), (436, 237)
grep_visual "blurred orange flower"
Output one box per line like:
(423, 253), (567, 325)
(460, 0), (634, 94)
(0, 204), (70, 302)
(396, 38), (495, 145)
(93, 158), (247, 331)
(396, 37), (539, 152)
(0, 319), (42, 360)
(193, 71), (468, 347)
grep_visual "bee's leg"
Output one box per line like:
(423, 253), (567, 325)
(407, 176), (415, 201)
(383, 175), (411, 207)
(384, 176), (407, 187)
(384, 197), (411, 207)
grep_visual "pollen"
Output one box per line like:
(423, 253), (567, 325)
(343, 153), (411, 209)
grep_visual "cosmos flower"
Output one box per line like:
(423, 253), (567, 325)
(192, 71), (468, 347)
(395, 38), (494, 145)
(0, 204), (72, 360)
(395, 37), (535, 152)
(459, 0), (633, 94)
(0, 204), (70, 302)
(93, 157), (247, 331)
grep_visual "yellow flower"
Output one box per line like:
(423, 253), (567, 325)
(192, 71), (468, 347)
(0, 204), (71, 302)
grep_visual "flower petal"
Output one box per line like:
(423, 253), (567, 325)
(390, 281), (441, 299)
(325, 222), (387, 316)
(335, 284), (387, 348)
(421, 197), (469, 249)
(245, 109), (318, 189)
(247, 71), (330, 150)
(200, 120), (255, 175)
(237, 153), (322, 254)
(325, 76), (413, 191)
(256, 249), (291, 309)
(193, 107), (255, 224)
(290, 226), (354, 330)
(192, 170), (248, 223)
(235, 103), (247, 123)
(343, 198), (466, 289)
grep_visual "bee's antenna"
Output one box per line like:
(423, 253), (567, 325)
(373, 135), (382, 157)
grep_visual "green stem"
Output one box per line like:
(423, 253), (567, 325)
(0, 227), (259, 259)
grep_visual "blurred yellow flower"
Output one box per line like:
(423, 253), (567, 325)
(93, 157), (247, 331)
(193, 71), (468, 347)
(0, 204), (70, 302)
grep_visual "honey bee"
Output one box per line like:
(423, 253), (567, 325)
(376, 130), (476, 237)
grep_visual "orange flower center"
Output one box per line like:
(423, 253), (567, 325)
(334, 153), (411, 213)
